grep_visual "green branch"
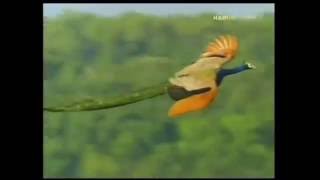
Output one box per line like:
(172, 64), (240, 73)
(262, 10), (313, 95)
(44, 82), (171, 112)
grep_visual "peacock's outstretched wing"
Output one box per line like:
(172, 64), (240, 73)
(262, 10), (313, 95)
(200, 35), (239, 62)
(169, 35), (240, 92)
(168, 88), (219, 118)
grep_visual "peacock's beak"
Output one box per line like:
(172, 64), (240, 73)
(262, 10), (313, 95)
(245, 61), (256, 69)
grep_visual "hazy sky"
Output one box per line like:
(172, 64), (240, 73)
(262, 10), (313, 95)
(43, 3), (274, 17)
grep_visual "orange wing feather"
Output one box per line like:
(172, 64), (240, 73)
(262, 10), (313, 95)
(202, 35), (239, 61)
(168, 89), (219, 118)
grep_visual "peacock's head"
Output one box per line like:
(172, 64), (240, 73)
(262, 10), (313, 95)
(244, 62), (256, 70)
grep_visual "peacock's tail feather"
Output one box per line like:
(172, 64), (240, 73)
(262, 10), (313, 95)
(44, 82), (170, 112)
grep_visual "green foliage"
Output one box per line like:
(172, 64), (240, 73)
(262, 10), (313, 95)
(44, 11), (274, 178)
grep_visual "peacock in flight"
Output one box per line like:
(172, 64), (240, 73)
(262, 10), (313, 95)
(44, 35), (256, 118)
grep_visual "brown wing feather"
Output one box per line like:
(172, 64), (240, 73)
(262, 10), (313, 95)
(168, 85), (212, 101)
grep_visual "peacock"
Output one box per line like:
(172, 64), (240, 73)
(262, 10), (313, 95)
(167, 35), (255, 117)
(44, 35), (256, 118)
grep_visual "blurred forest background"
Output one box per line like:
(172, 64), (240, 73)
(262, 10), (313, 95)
(44, 10), (274, 178)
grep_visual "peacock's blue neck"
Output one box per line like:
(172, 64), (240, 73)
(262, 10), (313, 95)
(216, 65), (249, 85)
